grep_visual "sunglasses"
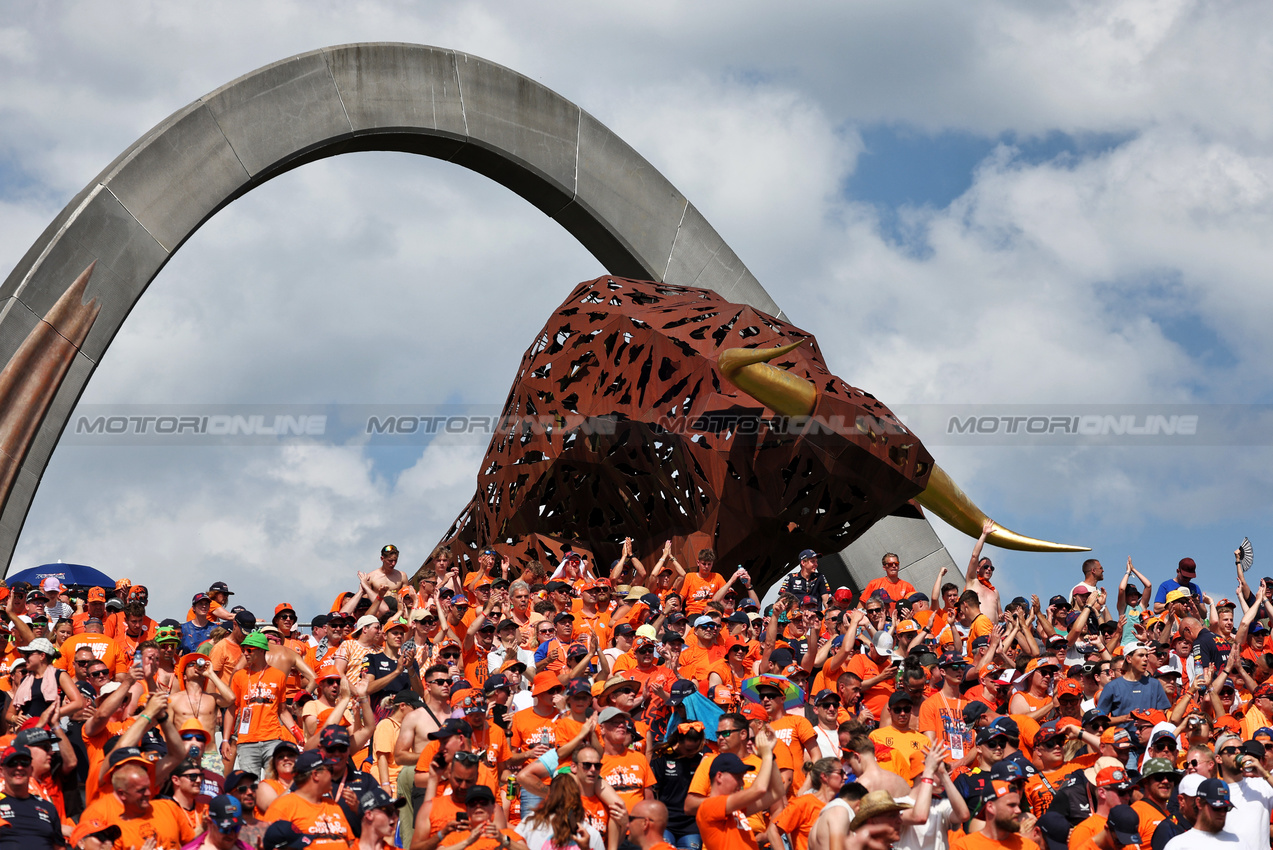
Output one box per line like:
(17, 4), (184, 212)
(717, 728), (744, 737)
(89, 670), (110, 678)
(1220, 747), (1240, 756)
(178, 772), (202, 782)
(427, 678), (450, 686)
(440, 653), (460, 660)
(232, 783), (257, 793)
(578, 761), (602, 771)
(454, 751), (482, 765)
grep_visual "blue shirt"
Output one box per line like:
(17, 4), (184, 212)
(1154, 578), (1201, 606)
(1097, 675), (1170, 729)
(180, 619), (218, 654)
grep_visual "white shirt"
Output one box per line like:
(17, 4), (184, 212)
(814, 726), (840, 758)
(1163, 829), (1244, 850)
(517, 818), (604, 850)
(894, 797), (954, 850)
(1224, 776), (1273, 850)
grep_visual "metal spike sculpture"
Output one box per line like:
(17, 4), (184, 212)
(435, 277), (1085, 589)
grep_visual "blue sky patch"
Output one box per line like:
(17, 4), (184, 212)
(845, 125), (1136, 247)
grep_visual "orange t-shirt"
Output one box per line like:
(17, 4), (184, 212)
(917, 692), (971, 763)
(581, 792), (610, 835)
(210, 638), (243, 683)
(951, 832), (1039, 850)
(770, 715), (816, 793)
(103, 611), (157, 640)
(847, 654), (894, 719)
(440, 827), (522, 850)
(1132, 800), (1170, 850)
(689, 752), (777, 836)
(600, 751), (656, 808)
(1068, 814), (1106, 850)
(262, 792), (354, 849)
(774, 793), (827, 850)
(230, 666), (289, 744)
(861, 576), (916, 604)
(82, 719), (127, 805)
(509, 707), (560, 752)
(115, 798), (196, 849)
(54, 632), (123, 673)
(696, 793), (760, 850)
(682, 573), (726, 616)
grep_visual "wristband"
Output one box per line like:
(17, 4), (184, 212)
(139, 712), (152, 723)
(920, 777), (935, 785)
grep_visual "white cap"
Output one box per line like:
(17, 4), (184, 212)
(1178, 773), (1205, 796)
(99, 682), (122, 696)
(353, 614), (381, 634)
(635, 624), (657, 640)
(874, 632), (894, 655)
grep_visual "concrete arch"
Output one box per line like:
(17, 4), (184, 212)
(0, 42), (954, 587)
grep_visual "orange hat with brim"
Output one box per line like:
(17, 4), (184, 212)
(176, 653), (211, 682)
(69, 818), (122, 848)
(316, 663), (342, 681)
(532, 671), (562, 696)
(179, 718), (210, 742)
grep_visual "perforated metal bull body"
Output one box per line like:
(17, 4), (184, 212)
(437, 277), (1082, 589)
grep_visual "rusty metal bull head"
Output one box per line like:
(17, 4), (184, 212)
(436, 276), (1084, 589)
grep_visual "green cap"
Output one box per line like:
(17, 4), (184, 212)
(241, 631), (269, 650)
(1139, 757), (1182, 781)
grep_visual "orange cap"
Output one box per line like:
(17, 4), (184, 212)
(274, 602), (296, 617)
(1055, 679), (1084, 698)
(316, 663), (341, 681)
(87, 587), (106, 603)
(114, 578), (131, 590)
(178, 718), (210, 741)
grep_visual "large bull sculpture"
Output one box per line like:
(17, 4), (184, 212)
(436, 277), (1084, 589)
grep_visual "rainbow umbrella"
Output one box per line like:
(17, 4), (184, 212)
(740, 675), (805, 711)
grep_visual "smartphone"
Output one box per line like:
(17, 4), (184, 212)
(456, 811), (469, 824)
(401, 640), (416, 657)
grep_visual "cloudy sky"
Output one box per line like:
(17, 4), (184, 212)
(3, 1), (1272, 619)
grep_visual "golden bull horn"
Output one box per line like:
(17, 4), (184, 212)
(717, 340), (1088, 553)
(916, 464), (1090, 553)
(717, 340), (817, 417)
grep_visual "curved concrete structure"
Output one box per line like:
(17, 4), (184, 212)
(0, 43), (955, 589)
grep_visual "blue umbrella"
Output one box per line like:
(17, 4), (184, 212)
(6, 563), (115, 588)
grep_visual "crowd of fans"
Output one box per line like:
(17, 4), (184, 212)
(0, 521), (1271, 850)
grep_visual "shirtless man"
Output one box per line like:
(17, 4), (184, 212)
(964, 518), (1002, 623)
(392, 664), (454, 769)
(840, 733), (912, 798)
(259, 631), (317, 693)
(169, 652), (235, 769)
(363, 545), (408, 617)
